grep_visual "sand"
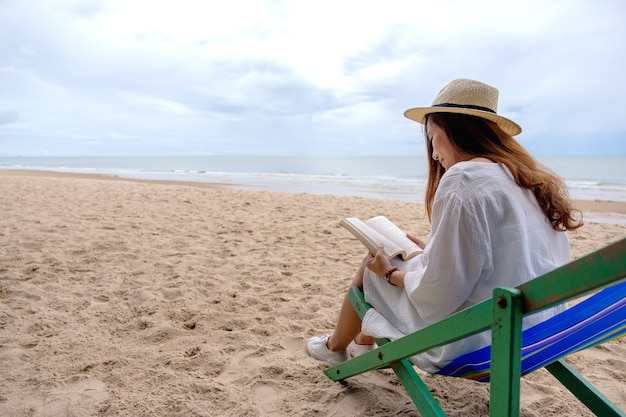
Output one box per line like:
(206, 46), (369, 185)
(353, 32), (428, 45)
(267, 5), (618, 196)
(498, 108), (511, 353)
(0, 170), (625, 417)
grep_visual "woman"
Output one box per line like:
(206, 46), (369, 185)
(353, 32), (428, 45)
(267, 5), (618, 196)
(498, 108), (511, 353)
(306, 79), (583, 372)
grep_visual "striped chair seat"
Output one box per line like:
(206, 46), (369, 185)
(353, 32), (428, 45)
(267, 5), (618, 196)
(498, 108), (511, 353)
(437, 280), (626, 381)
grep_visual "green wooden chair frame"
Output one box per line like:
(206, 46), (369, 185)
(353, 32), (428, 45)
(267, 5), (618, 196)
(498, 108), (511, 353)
(324, 237), (626, 417)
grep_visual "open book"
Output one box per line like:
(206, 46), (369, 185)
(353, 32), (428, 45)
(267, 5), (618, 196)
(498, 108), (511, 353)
(339, 215), (423, 261)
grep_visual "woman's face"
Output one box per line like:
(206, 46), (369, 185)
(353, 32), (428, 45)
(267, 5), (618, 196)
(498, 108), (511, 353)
(426, 119), (459, 170)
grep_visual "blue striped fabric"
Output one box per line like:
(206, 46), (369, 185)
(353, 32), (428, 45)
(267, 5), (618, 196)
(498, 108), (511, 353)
(436, 280), (626, 382)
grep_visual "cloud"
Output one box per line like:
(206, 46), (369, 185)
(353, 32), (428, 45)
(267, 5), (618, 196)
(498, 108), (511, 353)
(0, 110), (19, 125)
(0, 0), (625, 156)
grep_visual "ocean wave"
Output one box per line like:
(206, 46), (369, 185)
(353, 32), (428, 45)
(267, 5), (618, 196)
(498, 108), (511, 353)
(1, 155), (624, 204)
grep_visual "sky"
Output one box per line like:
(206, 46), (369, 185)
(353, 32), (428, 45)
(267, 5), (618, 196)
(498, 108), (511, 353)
(1, 0), (625, 157)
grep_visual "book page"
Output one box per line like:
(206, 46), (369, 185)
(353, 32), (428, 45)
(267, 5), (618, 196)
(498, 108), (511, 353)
(340, 218), (403, 255)
(340, 216), (422, 259)
(365, 216), (422, 256)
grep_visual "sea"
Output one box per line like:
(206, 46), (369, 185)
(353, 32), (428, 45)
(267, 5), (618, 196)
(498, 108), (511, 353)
(1, 155), (625, 223)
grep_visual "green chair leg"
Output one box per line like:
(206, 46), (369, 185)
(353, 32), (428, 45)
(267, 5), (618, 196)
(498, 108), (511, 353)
(546, 359), (626, 417)
(391, 358), (448, 417)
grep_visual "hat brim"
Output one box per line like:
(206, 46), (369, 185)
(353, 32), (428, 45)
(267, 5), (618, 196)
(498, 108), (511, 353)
(404, 107), (522, 136)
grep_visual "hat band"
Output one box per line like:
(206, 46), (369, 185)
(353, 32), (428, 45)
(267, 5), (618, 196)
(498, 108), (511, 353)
(433, 103), (496, 114)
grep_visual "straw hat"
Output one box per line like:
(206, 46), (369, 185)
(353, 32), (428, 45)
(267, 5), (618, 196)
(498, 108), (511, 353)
(404, 79), (522, 136)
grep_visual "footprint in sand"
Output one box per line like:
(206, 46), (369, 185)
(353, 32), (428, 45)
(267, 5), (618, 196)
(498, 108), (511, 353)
(0, 341), (39, 361)
(43, 378), (108, 416)
(215, 349), (263, 384)
(214, 348), (288, 415)
(252, 381), (282, 415)
(1, 375), (109, 417)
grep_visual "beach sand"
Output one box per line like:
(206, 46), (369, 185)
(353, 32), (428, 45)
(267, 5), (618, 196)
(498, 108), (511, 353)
(1, 170), (625, 417)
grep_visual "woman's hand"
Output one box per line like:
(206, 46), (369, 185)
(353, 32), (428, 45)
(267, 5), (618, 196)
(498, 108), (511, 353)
(365, 244), (392, 277)
(407, 233), (426, 249)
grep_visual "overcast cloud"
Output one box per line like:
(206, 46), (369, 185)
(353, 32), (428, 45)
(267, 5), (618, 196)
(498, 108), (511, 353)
(1, 0), (625, 156)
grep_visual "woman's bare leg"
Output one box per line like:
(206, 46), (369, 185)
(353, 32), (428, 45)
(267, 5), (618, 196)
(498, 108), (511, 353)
(326, 256), (375, 351)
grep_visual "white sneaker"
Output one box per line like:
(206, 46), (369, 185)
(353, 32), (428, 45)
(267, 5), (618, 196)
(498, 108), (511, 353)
(347, 341), (376, 358)
(306, 334), (349, 365)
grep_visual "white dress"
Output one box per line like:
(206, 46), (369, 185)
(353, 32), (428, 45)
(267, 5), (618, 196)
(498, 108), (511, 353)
(361, 161), (570, 373)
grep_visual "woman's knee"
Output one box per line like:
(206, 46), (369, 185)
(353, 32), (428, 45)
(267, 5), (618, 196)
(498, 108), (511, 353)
(351, 262), (367, 288)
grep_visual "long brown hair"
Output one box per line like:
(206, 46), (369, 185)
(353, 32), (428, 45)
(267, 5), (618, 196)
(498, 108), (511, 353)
(424, 113), (583, 231)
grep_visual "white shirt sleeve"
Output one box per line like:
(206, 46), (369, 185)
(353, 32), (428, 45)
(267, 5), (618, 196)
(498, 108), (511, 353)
(404, 186), (492, 323)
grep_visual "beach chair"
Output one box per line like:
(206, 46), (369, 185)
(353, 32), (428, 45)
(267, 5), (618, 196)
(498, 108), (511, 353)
(324, 237), (626, 417)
